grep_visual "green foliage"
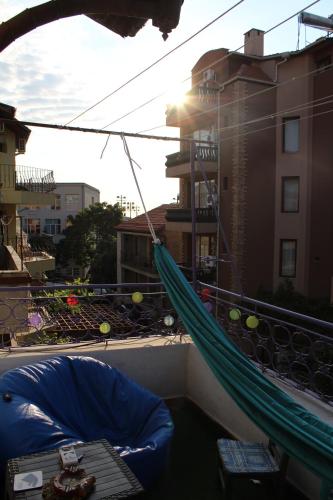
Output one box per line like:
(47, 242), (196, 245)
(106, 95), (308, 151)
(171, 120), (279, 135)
(257, 279), (333, 323)
(43, 278), (92, 313)
(28, 233), (56, 256)
(22, 330), (71, 346)
(56, 202), (123, 283)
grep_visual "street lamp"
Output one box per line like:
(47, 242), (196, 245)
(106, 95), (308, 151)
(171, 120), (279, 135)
(116, 196), (138, 218)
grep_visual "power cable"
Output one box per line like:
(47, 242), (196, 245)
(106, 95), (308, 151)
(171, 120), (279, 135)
(3, 105), (333, 148)
(65, 1), (244, 126)
(139, 61), (333, 135)
(102, 0), (320, 131)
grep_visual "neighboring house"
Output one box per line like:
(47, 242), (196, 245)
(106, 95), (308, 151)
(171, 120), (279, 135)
(0, 102), (55, 283)
(165, 31), (333, 300)
(116, 204), (182, 284)
(19, 182), (100, 244)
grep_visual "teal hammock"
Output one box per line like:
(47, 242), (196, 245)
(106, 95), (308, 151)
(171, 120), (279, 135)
(154, 243), (333, 499)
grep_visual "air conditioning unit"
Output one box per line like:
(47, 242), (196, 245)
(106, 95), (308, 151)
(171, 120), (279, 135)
(0, 122), (5, 133)
(17, 137), (26, 153)
(203, 68), (216, 82)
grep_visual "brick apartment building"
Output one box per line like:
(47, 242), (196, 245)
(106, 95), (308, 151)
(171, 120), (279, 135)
(165, 30), (333, 300)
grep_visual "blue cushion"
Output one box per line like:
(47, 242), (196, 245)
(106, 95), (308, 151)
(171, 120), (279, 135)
(0, 356), (174, 489)
(217, 439), (279, 474)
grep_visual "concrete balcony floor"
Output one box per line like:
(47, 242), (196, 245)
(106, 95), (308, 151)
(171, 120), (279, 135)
(138, 398), (306, 500)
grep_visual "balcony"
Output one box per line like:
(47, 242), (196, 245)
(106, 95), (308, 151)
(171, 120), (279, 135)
(121, 254), (158, 278)
(0, 163), (56, 204)
(166, 86), (218, 127)
(0, 282), (331, 499)
(165, 207), (217, 233)
(166, 145), (218, 178)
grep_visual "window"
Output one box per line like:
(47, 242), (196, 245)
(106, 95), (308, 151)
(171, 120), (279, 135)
(23, 218), (41, 234)
(0, 142), (7, 153)
(51, 194), (61, 210)
(196, 235), (216, 268)
(91, 196), (95, 205)
(195, 180), (217, 208)
(65, 194), (80, 208)
(280, 239), (297, 277)
(193, 126), (216, 145)
(283, 117), (300, 153)
(223, 177), (228, 190)
(203, 68), (216, 82)
(282, 177), (299, 212)
(44, 218), (61, 235)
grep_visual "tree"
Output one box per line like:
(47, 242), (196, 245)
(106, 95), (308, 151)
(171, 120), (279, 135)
(57, 202), (123, 283)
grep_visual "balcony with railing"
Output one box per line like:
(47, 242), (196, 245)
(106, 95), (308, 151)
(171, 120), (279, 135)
(15, 164), (55, 193)
(165, 206), (217, 233)
(166, 145), (218, 178)
(0, 163), (56, 204)
(166, 86), (218, 127)
(121, 252), (157, 277)
(0, 281), (331, 500)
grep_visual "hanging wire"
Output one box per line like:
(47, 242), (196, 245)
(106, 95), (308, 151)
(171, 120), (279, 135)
(65, 1), (244, 126)
(297, 15), (301, 50)
(101, 0), (320, 131)
(121, 134), (159, 243)
(139, 62), (333, 135)
(100, 134), (111, 159)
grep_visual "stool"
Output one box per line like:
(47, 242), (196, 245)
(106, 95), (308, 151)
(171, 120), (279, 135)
(217, 439), (289, 500)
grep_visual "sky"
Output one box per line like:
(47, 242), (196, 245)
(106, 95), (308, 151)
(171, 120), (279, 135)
(0, 0), (332, 212)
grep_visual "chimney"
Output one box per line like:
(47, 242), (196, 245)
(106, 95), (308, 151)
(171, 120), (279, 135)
(244, 29), (264, 57)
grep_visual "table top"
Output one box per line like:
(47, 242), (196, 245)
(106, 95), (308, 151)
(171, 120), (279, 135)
(6, 439), (143, 500)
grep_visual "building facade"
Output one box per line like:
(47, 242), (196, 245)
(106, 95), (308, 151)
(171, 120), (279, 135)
(0, 102), (55, 282)
(116, 204), (182, 284)
(19, 182), (100, 244)
(165, 31), (333, 300)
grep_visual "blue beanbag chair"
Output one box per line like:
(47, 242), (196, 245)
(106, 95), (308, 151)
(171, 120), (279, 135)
(0, 356), (173, 489)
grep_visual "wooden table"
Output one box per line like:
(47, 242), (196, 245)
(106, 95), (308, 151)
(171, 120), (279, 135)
(6, 439), (143, 499)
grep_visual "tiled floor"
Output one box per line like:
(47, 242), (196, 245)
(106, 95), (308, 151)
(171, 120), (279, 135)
(136, 398), (308, 500)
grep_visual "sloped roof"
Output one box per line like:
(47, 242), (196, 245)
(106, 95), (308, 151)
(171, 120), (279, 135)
(0, 102), (31, 140)
(229, 63), (272, 83)
(116, 204), (176, 234)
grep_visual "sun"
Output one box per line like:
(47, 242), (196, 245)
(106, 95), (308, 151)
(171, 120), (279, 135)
(167, 85), (188, 106)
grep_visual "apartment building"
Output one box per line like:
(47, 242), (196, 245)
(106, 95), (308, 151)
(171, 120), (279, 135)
(165, 31), (333, 300)
(116, 204), (182, 284)
(0, 102), (55, 283)
(19, 183), (100, 244)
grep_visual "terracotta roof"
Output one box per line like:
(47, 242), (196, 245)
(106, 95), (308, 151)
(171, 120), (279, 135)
(230, 64), (272, 83)
(116, 204), (176, 234)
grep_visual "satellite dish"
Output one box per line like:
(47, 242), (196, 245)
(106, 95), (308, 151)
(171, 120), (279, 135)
(299, 12), (333, 32)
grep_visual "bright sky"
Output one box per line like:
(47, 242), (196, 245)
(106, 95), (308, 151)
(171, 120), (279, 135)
(1, 0), (332, 211)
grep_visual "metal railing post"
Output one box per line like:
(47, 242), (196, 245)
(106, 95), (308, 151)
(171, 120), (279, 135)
(190, 140), (197, 290)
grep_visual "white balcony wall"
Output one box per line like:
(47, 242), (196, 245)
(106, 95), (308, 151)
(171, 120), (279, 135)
(1, 340), (332, 500)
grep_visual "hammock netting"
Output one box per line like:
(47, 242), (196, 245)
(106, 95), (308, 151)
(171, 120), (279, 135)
(153, 243), (333, 499)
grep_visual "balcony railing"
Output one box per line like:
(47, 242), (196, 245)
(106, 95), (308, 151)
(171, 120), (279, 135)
(15, 165), (55, 193)
(166, 145), (218, 167)
(121, 254), (156, 273)
(0, 281), (332, 405)
(166, 86), (218, 125)
(187, 85), (218, 103)
(166, 207), (217, 223)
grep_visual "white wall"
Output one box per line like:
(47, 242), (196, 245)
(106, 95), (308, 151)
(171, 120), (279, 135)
(1, 340), (332, 500)
(186, 344), (333, 500)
